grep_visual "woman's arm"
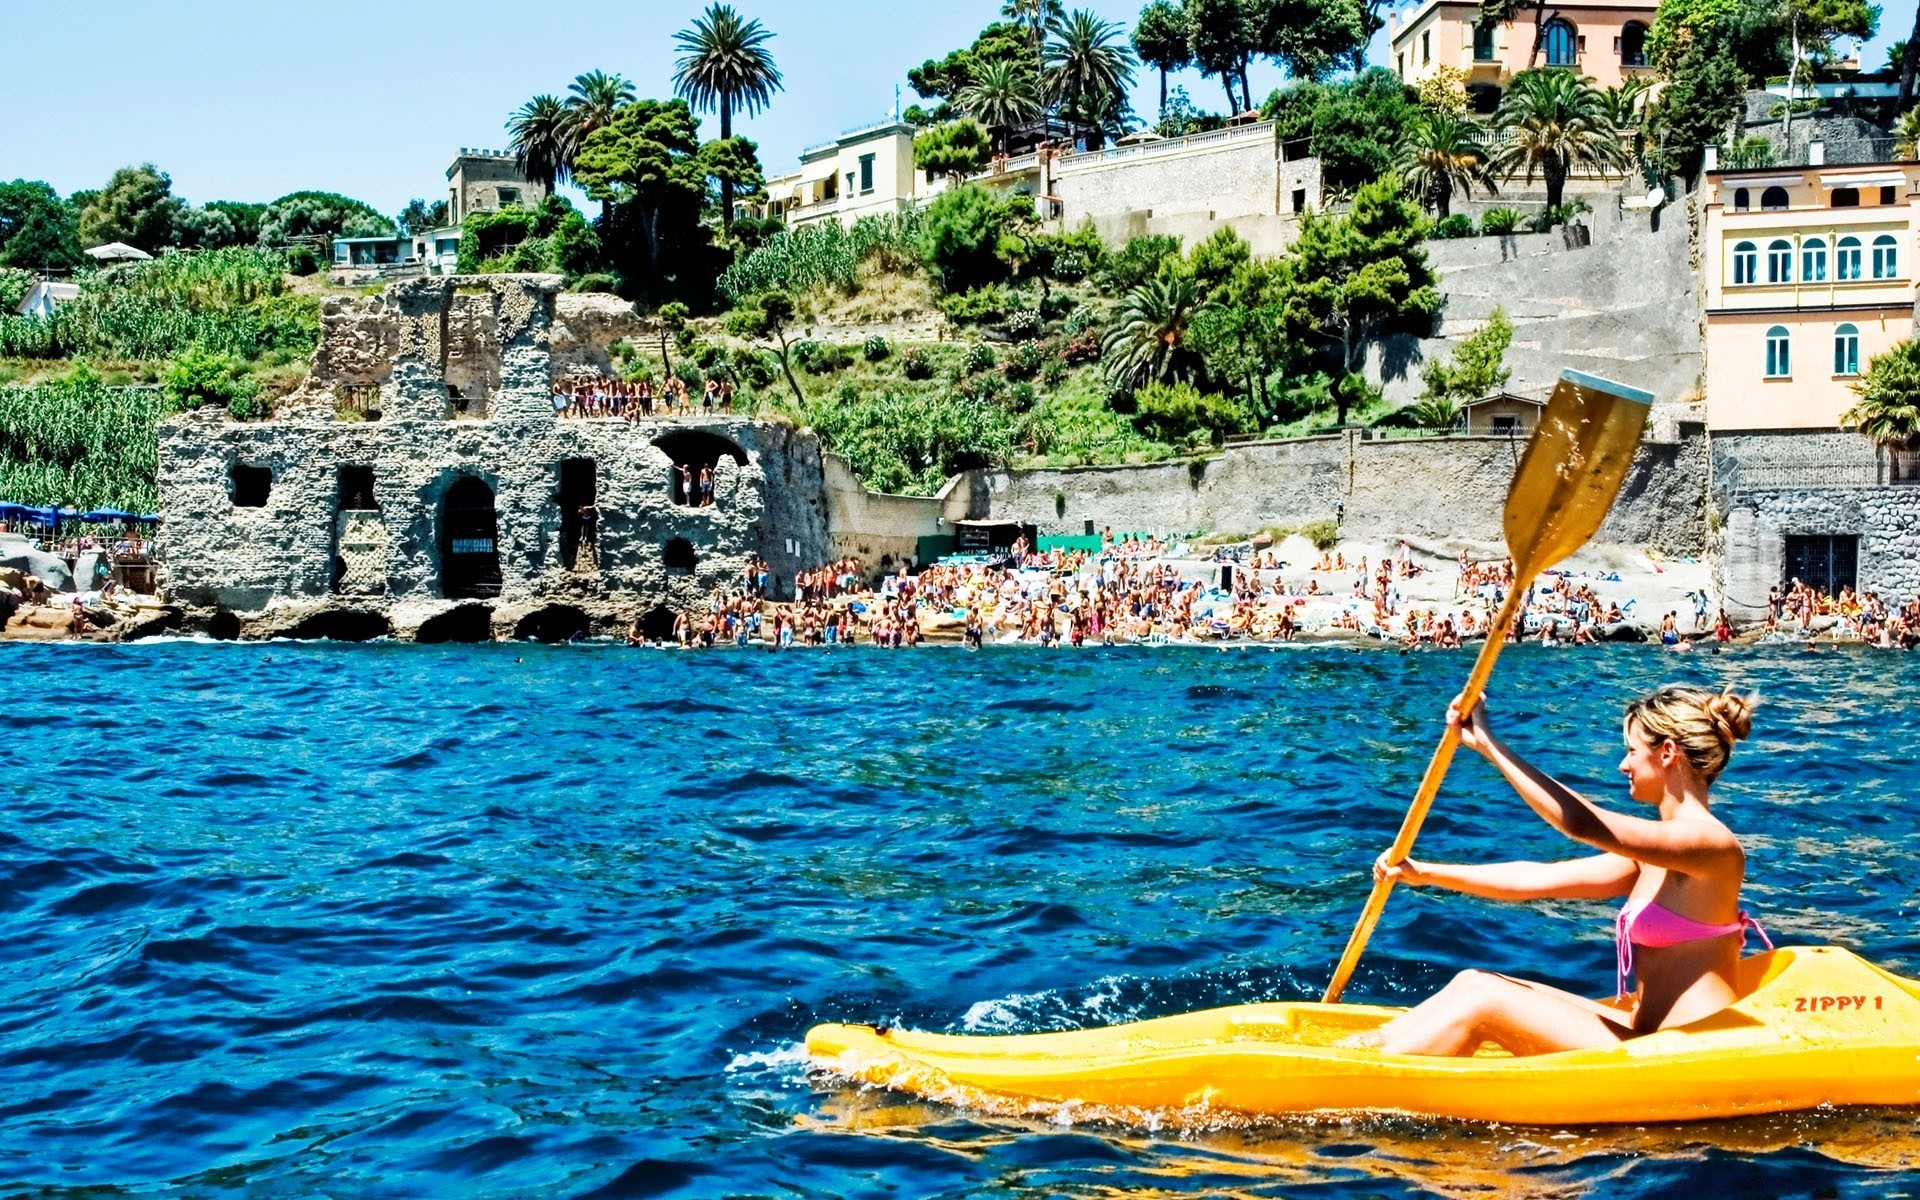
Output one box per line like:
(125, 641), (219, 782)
(1378, 852), (1638, 901)
(1454, 699), (1741, 874)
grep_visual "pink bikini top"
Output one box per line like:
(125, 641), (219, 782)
(1615, 896), (1771, 998)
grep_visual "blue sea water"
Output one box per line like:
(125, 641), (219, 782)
(4, 639), (1920, 1198)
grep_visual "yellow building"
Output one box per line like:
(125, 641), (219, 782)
(756, 120), (936, 229)
(1702, 158), (1918, 431)
(1388, 0), (1656, 109)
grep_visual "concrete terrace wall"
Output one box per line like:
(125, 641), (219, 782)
(1054, 124), (1310, 257)
(970, 429), (1709, 554)
(1374, 202), (1703, 407)
(820, 453), (968, 568)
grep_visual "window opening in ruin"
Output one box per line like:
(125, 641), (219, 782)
(229, 463), (272, 508)
(558, 458), (598, 571)
(339, 466), (379, 511)
(1784, 535), (1856, 596)
(440, 475), (503, 599)
(664, 538), (697, 572)
(1291, 188), (1307, 213)
(652, 430), (747, 508)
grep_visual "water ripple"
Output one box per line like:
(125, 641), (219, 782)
(1, 642), (1917, 1197)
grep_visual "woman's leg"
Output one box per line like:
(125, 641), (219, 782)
(1373, 970), (1632, 1057)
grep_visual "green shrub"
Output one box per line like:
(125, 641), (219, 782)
(1005, 340), (1044, 380)
(902, 348), (934, 380)
(285, 245), (320, 275)
(1041, 357), (1068, 387)
(161, 346), (261, 418)
(939, 283), (1011, 324)
(1431, 213), (1476, 239)
(801, 342), (855, 375)
(1479, 207), (1522, 235)
(1005, 307), (1043, 341)
(570, 271), (623, 293)
(805, 386), (1017, 494)
(1062, 333), (1101, 365)
(963, 342), (996, 374)
(1008, 380), (1037, 411)
(922, 184), (1028, 293)
(1051, 249), (1088, 281)
(862, 334), (891, 361)
(1131, 381), (1249, 447)
(1063, 307), (1097, 336)
(1299, 518), (1339, 550)
(1097, 234), (1182, 292)
(0, 268), (35, 313)
(789, 339), (821, 370)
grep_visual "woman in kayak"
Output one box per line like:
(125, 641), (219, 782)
(1368, 684), (1764, 1056)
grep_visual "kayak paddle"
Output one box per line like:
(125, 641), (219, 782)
(1321, 369), (1655, 1003)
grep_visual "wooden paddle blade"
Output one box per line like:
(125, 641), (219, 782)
(1502, 370), (1654, 577)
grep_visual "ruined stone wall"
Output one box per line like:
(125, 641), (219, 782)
(157, 276), (832, 638)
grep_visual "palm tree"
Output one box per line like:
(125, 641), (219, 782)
(566, 70), (637, 141)
(1895, 107), (1920, 160)
(1045, 10), (1139, 151)
(1489, 69), (1628, 210)
(1132, 0), (1192, 116)
(672, 4), (784, 229)
(959, 60), (1043, 152)
(1396, 112), (1496, 219)
(507, 95), (576, 192)
(1845, 339), (1920, 482)
(1102, 275), (1207, 392)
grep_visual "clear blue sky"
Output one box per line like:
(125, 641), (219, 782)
(0, 0), (1908, 217)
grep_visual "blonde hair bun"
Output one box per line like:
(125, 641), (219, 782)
(1704, 690), (1756, 744)
(1625, 685), (1758, 783)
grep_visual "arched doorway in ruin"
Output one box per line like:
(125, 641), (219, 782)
(440, 475), (503, 599)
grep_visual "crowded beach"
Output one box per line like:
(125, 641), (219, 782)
(637, 527), (1916, 653)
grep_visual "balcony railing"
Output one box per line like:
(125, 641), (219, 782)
(1055, 120), (1277, 169)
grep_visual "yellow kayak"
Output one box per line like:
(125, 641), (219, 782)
(806, 947), (1920, 1125)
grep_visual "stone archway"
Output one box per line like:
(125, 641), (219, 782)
(440, 475), (503, 599)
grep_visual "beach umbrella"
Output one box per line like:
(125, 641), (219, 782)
(84, 242), (154, 261)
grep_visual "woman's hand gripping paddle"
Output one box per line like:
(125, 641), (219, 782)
(1321, 370), (1655, 1004)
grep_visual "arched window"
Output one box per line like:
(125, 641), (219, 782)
(1831, 187), (1859, 208)
(1873, 233), (1899, 279)
(1761, 186), (1789, 211)
(1543, 18), (1577, 66)
(1765, 326), (1791, 378)
(1836, 235), (1862, 280)
(1732, 240), (1758, 285)
(1766, 238), (1793, 283)
(1834, 323), (1860, 376)
(1474, 21), (1496, 60)
(1733, 188), (1750, 212)
(1801, 237), (1827, 282)
(1619, 21), (1647, 66)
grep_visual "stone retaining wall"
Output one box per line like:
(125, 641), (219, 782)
(966, 428), (1710, 554)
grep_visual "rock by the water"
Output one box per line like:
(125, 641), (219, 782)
(0, 541), (75, 592)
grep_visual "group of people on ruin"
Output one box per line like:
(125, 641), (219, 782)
(551, 373), (735, 421)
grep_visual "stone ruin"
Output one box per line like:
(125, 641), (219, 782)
(156, 275), (832, 642)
